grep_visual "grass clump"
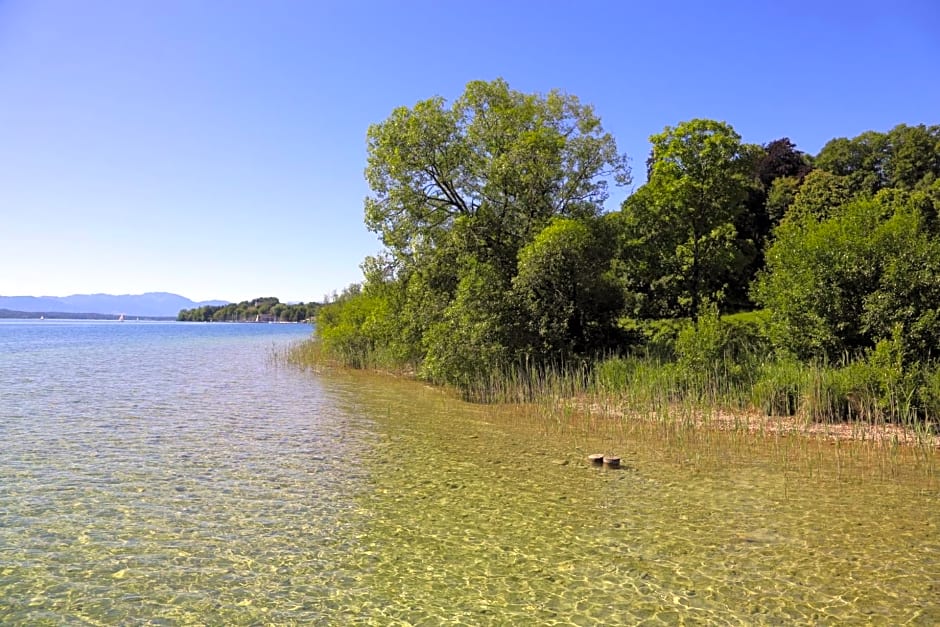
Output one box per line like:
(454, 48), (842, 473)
(752, 359), (807, 416)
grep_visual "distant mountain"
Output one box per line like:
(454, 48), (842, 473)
(0, 292), (229, 318)
(0, 309), (133, 320)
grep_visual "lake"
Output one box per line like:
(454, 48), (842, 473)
(1, 320), (937, 624)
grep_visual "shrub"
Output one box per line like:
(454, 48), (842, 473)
(315, 286), (380, 369)
(629, 317), (686, 360)
(675, 303), (725, 375)
(865, 329), (918, 419)
(799, 345), (916, 423)
(721, 310), (773, 359)
(673, 304), (759, 402)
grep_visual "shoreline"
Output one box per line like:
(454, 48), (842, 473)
(284, 344), (940, 451)
(578, 398), (940, 449)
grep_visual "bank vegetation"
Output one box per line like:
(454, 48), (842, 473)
(299, 79), (940, 442)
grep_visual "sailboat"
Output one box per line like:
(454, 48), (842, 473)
(118, 314), (125, 322)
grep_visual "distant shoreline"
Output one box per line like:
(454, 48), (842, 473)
(0, 309), (174, 321)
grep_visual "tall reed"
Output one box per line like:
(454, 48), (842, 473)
(281, 334), (938, 478)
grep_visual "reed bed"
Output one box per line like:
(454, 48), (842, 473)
(280, 338), (939, 481)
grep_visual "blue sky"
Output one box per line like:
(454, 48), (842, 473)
(1, 1), (937, 304)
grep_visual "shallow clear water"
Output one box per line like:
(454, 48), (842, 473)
(0, 321), (937, 624)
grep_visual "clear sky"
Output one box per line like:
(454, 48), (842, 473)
(1, 1), (937, 304)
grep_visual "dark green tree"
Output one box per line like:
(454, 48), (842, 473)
(813, 125), (940, 197)
(815, 131), (889, 196)
(883, 123), (940, 190)
(513, 217), (624, 361)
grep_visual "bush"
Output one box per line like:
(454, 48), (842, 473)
(799, 340), (918, 423)
(420, 259), (511, 391)
(673, 304), (760, 402)
(675, 303), (725, 375)
(756, 196), (940, 363)
(721, 310), (773, 359)
(315, 286), (378, 369)
(865, 329), (918, 419)
(625, 317), (686, 360)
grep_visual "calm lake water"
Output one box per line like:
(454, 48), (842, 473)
(1, 320), (938, 624)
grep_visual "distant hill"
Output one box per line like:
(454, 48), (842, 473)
(0, 292), (229, 318)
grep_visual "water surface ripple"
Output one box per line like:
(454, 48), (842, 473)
(0, 321), (937, 624)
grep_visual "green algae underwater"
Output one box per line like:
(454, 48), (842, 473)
(1, 322), (937, 624)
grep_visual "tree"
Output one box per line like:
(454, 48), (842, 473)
(740, 138), (813, 240)
(364, 78), (630, 275)
(342, 79), (631, 388)
(765, 176), (802, 225)
(785, 169), (855, 222)
(731, 138), (813, 309)
(813, 125), (940, 196)
(513, 217), (624, 360)
(615, 119), (754, 318)
(883, 123), (940, 190)
(815, 131), (889, 195)
(754, 193), (940, 362)
(755, 138), (812, 190)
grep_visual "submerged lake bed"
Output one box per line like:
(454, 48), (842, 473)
(0, 321), (937, 624)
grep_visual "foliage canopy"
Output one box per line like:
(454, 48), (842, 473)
(316, 80), (940, 410)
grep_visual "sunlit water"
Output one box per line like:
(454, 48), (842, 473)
(0, 321), (937, 624)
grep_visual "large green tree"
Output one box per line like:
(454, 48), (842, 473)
(616, 119), (755, 318)
(814, 131), (889, 196)
(883, 123), (940, 190)
(784, 169), (855, 222)
(364, 78), (630, 274)
(328, 79), (632, 389)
